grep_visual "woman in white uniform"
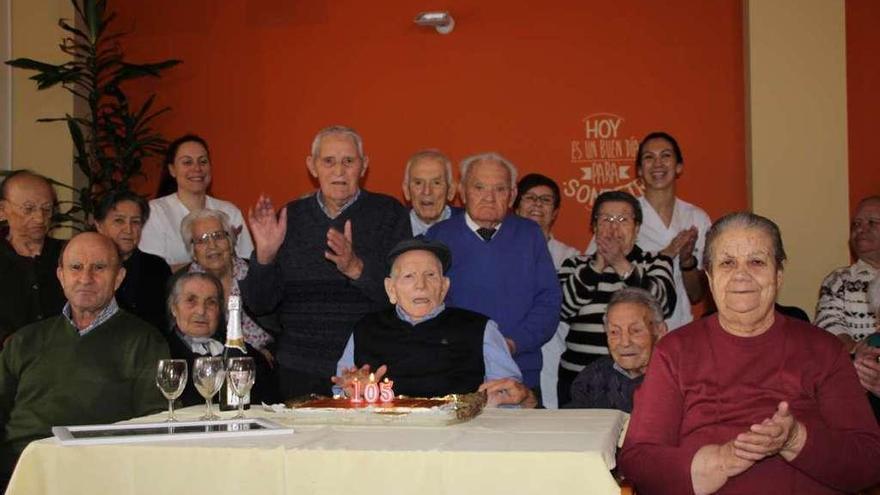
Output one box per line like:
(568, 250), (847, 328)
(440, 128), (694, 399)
(140, 134), (253, 271)
(587, 132), (712, 330)
(632, 132), (711, 330)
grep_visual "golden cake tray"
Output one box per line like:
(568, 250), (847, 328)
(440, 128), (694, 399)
(264, 392), (486, 426)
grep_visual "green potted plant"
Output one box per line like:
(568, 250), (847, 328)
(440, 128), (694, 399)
(4, 0), (181, 231)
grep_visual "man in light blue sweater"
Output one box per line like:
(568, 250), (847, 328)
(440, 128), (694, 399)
(426, 152), (561, 395)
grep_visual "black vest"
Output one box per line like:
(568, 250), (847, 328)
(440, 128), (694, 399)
(353, 307), (487, 397)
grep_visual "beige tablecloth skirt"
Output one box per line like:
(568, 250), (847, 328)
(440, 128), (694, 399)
(7, 406), (627, 495)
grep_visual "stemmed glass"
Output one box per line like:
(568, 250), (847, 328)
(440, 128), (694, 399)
(156, 359), (188, 422)
(193, 356), (226, 421)
(226, 357), (256, 419)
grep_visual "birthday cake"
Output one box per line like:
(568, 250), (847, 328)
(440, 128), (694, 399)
(279, 393), (486, 426)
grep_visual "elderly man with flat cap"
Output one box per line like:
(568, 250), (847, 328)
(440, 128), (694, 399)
(0, 232), (168, 483)
(332, 238), (535, 407)
(0, 170), (66, 344)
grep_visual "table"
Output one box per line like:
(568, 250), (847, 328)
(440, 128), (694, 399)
(7, 405), (628, 495)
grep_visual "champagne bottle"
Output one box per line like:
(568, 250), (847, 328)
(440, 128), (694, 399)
(220, 295), (250, 411)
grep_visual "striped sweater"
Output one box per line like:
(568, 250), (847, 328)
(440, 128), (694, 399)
(558, 245), (675, 373)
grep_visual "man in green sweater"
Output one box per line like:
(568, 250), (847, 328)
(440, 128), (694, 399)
(0, 232), (169, 482)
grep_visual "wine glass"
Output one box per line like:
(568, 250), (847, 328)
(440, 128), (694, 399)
(156, 359), (188, 422)
(193, 356), (225, 421)
(226, 357), (256, 419)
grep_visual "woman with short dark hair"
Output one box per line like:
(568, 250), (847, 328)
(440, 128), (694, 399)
(94, 189), (171, 332)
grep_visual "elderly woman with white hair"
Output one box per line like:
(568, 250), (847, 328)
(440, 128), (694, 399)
(180, 208), (275, 361)
(619, 212), (880, 494)
(165, 271), (277, 406)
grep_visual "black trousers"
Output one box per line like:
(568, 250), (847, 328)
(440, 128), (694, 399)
(557, 367), (579, 408)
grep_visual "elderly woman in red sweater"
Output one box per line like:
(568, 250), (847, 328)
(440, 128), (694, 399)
(618, 212), (880, 494)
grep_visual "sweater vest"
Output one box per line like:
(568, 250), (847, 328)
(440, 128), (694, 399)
(353, 307), (487, 397)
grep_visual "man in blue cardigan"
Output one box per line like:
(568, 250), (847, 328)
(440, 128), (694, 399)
(426, 152), (561, 396)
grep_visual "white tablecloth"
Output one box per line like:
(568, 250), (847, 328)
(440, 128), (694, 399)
(7, 406), (628, 495)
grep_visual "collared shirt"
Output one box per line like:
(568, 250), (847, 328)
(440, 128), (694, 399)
(333, 303), (522, 395)
(612, 361), (643, 380)
(410, 205), (452, 237)
(316, 189), (361, 219)
(62, 298), (120, 336)
(175, 328), (225, 356)
(464, 213), (501, 240)
(815, 258), (878, 341)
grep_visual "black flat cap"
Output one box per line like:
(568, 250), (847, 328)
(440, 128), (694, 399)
(387, 237), (452, 274)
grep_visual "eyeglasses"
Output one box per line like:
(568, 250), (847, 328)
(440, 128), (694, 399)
(597, 214), (634, 226)
(520, 194), (555, 207)
(2, 200), (54, 218)
(192, 230), (229, 246)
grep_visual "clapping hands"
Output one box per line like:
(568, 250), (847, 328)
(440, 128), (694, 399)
(853, 340), (880, 396)
(733, 401), (806, 463)
(594, 232), (633, 276)
(691, 402), (806, 495)
(662, 226), (699, 265)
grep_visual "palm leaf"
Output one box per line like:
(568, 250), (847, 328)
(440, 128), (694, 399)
(7, 0), (182, 229)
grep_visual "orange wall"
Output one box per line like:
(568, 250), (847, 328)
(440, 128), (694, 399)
(118, 0), (747, 250)
(846, 0), (880, 214)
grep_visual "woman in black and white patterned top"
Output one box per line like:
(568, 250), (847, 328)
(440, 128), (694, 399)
(557, 191), (675, 406)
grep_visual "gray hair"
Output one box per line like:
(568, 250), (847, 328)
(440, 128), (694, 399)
(166, 271), (224, 331)
(602, 287), (665, 328)
(868, 276), (880, 318)
(180, 208), (236, 257)
(310, 125), (365, 159)
(856, 195), (880, 212)
(459, 152), (518, 189)
(403, 149), (454, 188)
(702, 212), (787, 272)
